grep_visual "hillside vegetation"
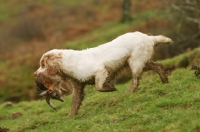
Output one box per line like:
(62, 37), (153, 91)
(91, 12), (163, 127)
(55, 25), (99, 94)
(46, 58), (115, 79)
(1, 0), (200, 131)
(0, 0), (173, 103)
(1, 66), (200, 132)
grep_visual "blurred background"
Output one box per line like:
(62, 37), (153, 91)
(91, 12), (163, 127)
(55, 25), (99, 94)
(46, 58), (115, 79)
(0, 0), (199, 103)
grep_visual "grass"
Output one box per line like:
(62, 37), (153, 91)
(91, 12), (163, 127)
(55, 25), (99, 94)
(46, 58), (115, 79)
(1, 1), (200, 131)
(160, 48), (200, 68)
(1, 68), (200, 132)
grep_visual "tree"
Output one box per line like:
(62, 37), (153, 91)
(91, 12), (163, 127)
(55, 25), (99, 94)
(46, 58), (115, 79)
(121, 0), (132, 23)
(167, 0), (200, 57)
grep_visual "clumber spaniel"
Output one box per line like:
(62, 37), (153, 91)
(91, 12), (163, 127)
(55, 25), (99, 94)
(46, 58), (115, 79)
(34, 31), (172, 117)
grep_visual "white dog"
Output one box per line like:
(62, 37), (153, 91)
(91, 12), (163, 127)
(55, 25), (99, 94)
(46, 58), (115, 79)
(34, 31), (172, 117)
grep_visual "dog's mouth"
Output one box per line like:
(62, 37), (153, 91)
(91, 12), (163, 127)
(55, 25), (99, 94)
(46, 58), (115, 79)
(34, 76), (64, 110)
(35, 77), (48, 94)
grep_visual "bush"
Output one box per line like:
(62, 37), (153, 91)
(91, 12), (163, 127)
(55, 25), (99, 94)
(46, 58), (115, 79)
(11, 16), (45, 41)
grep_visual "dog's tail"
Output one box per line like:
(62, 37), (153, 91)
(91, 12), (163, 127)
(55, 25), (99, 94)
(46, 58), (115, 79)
(149, 35), (172, 46)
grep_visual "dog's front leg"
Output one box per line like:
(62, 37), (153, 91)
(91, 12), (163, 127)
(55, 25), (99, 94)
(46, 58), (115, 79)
(128, 77), (140, 92)
(127, 59), (143, 93)
(66, 81), (85, 118)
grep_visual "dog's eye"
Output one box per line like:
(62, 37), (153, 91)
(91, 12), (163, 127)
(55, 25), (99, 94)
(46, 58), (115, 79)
(41, 62), (45, 67)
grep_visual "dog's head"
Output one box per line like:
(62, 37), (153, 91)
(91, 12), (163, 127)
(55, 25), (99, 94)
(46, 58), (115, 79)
(34, 50), (73, 110)
(34, 50), (68, 99)
(34, 50), (63, 91)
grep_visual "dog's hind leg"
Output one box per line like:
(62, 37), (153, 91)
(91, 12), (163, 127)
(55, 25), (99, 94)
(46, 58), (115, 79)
(128, 59), (145, 93)
(66, 81), (85, 118)
(145, 61), (169, 83)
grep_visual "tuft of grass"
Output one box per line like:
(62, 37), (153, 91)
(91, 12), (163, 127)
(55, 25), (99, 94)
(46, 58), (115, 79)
(1, 68), (200, 132)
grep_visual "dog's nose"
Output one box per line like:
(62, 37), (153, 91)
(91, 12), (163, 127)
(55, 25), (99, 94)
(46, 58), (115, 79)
(34, 71), (38, 77)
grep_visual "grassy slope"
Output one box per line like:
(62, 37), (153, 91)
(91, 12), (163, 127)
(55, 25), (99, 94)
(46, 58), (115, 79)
(1, 67), (200, 132)
(1, 1), (200, 131)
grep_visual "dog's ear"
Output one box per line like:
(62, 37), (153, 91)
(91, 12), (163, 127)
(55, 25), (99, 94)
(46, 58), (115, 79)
(47, 67), (57, 75)
(42, 53), (62, 76)
(61, 81), (72, 95)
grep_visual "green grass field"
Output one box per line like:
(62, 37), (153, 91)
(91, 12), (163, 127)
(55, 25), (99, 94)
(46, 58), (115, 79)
(0, 1), (200, 131)
(1, 68), (200, 132)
